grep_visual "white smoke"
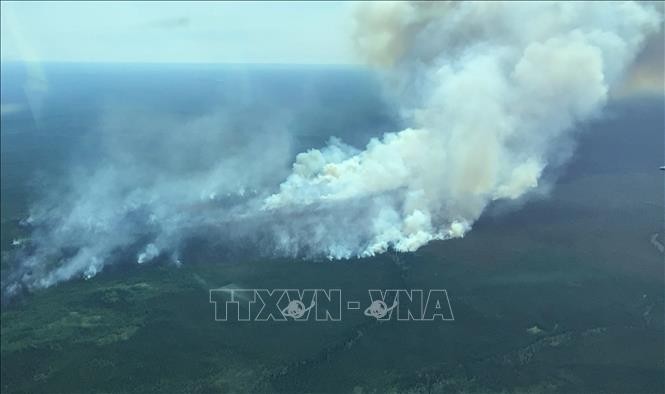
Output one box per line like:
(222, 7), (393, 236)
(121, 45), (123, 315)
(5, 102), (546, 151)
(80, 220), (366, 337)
(263, 1), (661, 256)
(2, 1), (661, 295)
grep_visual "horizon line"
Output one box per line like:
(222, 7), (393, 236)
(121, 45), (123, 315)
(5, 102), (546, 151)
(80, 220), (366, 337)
(0, 59), (364, 67)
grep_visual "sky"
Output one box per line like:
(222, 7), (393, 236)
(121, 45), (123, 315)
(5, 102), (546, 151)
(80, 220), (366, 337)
(0, 1), (357, 64)
(0, 1), (662, 93)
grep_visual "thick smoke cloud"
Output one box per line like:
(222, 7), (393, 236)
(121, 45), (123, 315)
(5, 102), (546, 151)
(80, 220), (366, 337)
(265, 1), (661, 255)
(3, 1), (661, 294)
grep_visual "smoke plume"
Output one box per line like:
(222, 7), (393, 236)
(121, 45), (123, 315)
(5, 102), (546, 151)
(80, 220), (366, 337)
(264, 1), (661, 254)
(2, 1), (661, 294)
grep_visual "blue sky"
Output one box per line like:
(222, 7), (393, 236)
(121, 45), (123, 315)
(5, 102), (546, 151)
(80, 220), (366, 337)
(0, 1), (357, 64)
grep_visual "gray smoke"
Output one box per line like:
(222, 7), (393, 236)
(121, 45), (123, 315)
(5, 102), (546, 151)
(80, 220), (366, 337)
(3, 1), (661, 295)
(264, 1), (661, 255)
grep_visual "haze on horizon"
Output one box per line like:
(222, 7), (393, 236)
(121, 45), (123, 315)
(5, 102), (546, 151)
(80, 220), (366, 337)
(0, 1), (356, 65)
